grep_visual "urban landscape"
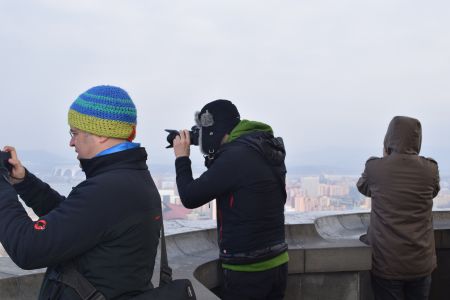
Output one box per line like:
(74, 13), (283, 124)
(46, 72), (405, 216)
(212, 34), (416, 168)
(18, 162), (450, 222)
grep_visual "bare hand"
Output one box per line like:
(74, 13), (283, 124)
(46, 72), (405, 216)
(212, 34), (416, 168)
(3, 146), (26, 182)
(173, 130), (191, 158)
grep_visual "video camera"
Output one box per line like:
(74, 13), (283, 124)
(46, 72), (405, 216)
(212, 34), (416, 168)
(165, 126), (200, 148)
(0, 151), (12, 173)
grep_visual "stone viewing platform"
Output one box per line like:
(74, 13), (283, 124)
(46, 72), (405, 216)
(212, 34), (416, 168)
(1, 210), (450, 299)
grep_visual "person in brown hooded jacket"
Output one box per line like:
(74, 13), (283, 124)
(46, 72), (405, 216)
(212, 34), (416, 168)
(357, 116), (440, 300)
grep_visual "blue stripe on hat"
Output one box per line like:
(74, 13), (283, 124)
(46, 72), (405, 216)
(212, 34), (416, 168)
(72, 98), (137, 117)
(79, 92), (137, 108)
(70, 102), (137, 123)
(85, 85), (132, 100)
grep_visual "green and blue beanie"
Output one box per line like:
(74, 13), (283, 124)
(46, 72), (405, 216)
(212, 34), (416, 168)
(68, 85), (137, 141)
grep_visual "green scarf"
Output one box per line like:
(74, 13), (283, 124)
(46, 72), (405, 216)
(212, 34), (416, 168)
(227, 120), (273, 142)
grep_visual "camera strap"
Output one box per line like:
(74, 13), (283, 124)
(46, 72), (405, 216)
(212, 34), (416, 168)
(48, 262), (106, 300)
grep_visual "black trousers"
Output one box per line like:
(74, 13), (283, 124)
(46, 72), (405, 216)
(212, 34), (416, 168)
(371, 273), (432, 300)
(221, 263), (288, 300)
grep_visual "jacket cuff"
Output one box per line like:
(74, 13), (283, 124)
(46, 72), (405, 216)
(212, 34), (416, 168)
(13, 169), (36, 194)
(175, 156), (191, 168)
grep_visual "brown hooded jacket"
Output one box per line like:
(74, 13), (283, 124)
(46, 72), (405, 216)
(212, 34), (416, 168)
(357, 116), (440, 279)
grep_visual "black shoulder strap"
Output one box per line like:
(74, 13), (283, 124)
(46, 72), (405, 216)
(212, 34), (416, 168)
(55, 215), (172, 299)
(57, 262), (106, 300)
(159, 215), (173, 286)
(55, 220), (172, 298)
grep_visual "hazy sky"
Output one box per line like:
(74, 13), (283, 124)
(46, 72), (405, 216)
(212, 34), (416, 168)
(1, 0), (449, 173)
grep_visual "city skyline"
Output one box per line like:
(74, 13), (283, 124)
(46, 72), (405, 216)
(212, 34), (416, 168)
(18, 159), (450, 222)
(13, 148), (450, 176)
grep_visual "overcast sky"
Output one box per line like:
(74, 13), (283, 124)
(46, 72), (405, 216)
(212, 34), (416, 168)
(1, 0), (449, 173)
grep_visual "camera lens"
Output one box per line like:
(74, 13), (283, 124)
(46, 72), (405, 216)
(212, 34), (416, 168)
(165, 129), (180, 148)
(165, 126), (200, 148)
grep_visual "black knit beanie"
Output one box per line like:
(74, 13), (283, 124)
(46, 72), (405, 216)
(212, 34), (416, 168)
(196, 99), (240, 157)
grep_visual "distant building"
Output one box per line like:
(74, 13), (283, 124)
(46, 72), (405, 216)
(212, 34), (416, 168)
(294, 195), (307, 212)
(301, 176), (320, 198)
(159, 189), (176, 204)
(163, 202), (191, 220)
(161, 179), (176, 190)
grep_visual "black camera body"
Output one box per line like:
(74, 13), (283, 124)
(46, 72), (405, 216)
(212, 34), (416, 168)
(0, 151), (12, 172)
(165, 126), (200, 148)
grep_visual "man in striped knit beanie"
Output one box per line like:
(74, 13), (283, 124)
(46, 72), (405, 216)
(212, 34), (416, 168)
(0, 85), (162, 299)
(68, 85), (138, 159)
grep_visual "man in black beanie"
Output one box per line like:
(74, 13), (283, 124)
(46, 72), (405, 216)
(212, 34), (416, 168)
(172, 99), (288, 300)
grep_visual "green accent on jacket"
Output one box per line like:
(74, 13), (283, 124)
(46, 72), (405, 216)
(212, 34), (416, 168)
(227, 120), (273, 142)
(222, 251), (289, 272)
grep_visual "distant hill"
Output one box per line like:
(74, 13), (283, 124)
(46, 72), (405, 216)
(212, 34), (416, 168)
(14, 149), (450, 177)
(15, 150), (76, 175)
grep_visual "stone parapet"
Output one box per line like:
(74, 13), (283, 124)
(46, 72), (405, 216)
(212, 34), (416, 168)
(1, 211), (450, 299)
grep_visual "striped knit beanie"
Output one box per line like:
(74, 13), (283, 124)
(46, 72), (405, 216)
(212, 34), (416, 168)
(68, 85), (137, 141)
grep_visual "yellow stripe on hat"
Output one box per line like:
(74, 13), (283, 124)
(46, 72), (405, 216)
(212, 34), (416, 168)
(68, 110), (135, 139)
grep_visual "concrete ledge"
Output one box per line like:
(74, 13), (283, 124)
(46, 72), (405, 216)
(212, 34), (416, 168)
(304, 246), (371, 273)
(286, 272), (362, 300)
(286, 248), (305, 273)
(0, 260), (44, 300)
(193, 260), (221, 290)
(2, 210), (450, 299)
(314, 212), (370, 240)
(0, 273), (43, 300)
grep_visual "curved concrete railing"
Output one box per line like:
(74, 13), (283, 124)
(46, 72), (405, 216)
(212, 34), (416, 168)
(0, 260), (44, 300)
(2, 211), (450, 300)
(314, 210), (450, 241)
(314, 212), (370, 240)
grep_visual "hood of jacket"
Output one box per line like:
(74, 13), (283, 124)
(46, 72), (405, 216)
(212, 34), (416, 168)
(227, 120), (273, 141)
(227, 120), (286, 166)
(384, 116), (422, 155)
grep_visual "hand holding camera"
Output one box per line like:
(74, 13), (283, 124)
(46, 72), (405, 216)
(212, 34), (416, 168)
(1, 147), (26, 183)
(0, 151), (13, 174)
(166, 129), (194, 158)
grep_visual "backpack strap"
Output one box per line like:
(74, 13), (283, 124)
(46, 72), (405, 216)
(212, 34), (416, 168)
(49, 262), (106, 300)
(158, 212), (173, 286)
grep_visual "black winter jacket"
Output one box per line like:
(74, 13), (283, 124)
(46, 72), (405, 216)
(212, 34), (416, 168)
(0, 148), (162, 299)
(176, 131), (286, 260)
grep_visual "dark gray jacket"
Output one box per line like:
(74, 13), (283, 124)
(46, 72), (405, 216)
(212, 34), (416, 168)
(357, 116), (440, 279)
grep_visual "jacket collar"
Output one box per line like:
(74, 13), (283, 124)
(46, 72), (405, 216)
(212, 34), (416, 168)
(79, 147), (148, 178)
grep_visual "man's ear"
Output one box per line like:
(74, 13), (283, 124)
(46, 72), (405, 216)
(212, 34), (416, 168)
(96, 136), (109, 144)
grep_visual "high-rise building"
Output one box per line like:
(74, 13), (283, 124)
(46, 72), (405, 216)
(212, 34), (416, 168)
(301, 176), (320, 198)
